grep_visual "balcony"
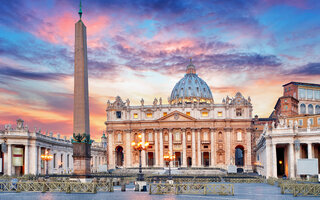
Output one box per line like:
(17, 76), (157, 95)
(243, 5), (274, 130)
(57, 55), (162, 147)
(201, 140), (210, 144)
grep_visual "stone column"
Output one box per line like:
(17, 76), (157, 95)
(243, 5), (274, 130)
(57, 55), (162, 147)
(272, 143), (277, 178)
(225, 128), (232, 166)
(155, 129), (159, 167)
(24, 144), (29, 174)
(125, 130), (131, 167)
(182, 129), (187, 167)
(7, 144), (12, 176)
(34, 145), (38, 175)
(307, 143), (313, 158)
(108, 131), (114, 169)
(265, 140), (271, 178)
(246, 128), (252, 171)
(38, 147), (41, 174)
(289, 143), (295, 178)
(159, 129), (164, 167)
(210, 128), (215, 167)
(295, 143), (300, 177)
(192, 129), (196, 167)
(169, 129), (173, 167)
(141, 129), (146, 167)
(197, 129), (201, 167)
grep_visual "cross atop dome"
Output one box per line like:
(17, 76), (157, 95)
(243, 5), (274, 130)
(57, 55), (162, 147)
(186, 57), (196, 74)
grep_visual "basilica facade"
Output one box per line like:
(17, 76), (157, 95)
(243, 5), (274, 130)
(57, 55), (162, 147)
(105, 61), (254, 171)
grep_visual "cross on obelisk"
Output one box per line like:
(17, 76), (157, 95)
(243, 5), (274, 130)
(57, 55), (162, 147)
(72, 0), (92, 177)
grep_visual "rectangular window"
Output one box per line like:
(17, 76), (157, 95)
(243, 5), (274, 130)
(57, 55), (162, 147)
(116, 111), (121, 119)
(133, 113), (138, 119)
(60, 154), (63, 168)
(202, 111), (208, 117)
(315, 90), (320, 100)
(299, 88), (306, 99)
(307, 89), (313, 99)
(147, 113), (152, 118)
(186, 112), (190, 116)
(163, 112), (167, 116)
(218, 112), (223, 117)
(318, 118), (320, 125)
(299, 119), (303, 126)
(53, 154), (56, 168)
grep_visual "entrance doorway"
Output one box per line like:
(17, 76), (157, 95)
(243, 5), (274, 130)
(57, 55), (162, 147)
(174, 152), (181, 167)
(235, 146), (244, 166)
(115, 146), (124, 167)
(187, 157), (192, 167)
(147, 152), (154, 167)
(203, 152), (210, 167)
(277, 147), (285, 177)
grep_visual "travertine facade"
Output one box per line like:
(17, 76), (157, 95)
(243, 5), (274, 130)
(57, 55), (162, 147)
(256, 117), (320, 178)
(105, 62), (254, 171)
(0, 119), (106, 175)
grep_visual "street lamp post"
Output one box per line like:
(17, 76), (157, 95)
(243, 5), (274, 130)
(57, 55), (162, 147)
(41, 150), (53, 179)
(164, 151), (175, 180)
(131, 134), (149, 181)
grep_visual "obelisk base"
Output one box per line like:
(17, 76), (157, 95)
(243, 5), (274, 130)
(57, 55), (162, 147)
(72, 143), (91, 178)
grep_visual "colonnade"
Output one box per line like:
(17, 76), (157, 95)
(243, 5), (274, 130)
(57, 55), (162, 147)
(108, 128), (252, 170)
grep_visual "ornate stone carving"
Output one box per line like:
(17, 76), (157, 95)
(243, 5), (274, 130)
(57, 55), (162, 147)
(72, 133), (93, 144)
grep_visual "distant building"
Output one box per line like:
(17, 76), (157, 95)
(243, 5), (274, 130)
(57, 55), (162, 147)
(273, 82), (320, 118)
(0, 119), (107, 176)
(255, 117), (320, 178)
(106, 61), (254, 172)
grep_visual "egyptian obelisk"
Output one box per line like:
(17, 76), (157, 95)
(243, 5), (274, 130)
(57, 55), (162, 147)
(72, 0), (91, 176)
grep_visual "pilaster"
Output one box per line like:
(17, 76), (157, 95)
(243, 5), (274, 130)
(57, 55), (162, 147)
(191, 128), (196, 167)
(182, 128), (187, 167)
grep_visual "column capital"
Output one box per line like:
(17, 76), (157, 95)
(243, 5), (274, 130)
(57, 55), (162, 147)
(210, 127), (217, 131)
(246, 127), (254, 132)
(224, 127), (233, 132)
(181, 128), (186, 132)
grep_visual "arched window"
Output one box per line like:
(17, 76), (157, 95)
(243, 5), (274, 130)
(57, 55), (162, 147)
(300, 104), (306, 114)
(218, 132), (223, 141)
(164, 133), (168, 141)
(237, 132), (242, 141)
(308, 104), (314, 114)
(315, 105), (320, 114)
(187, 133), (191, 141)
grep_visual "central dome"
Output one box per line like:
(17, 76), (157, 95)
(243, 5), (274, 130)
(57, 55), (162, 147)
(169, 60), (213, 104)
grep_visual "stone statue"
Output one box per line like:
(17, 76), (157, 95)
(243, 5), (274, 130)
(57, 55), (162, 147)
(230, 156), (235, 165)
(107, 100), (110, 107)
(226, 96), (230, 104)
(222, 98), (226, 104)
(272, 121), (275, 129)
(141, 98), (144, 106)
(159, 97), (162, 105)
(264, 123), (269, 132)
(248, 96), (251, 103)
(307, 118), (311, 129)
(289, 120), (293, 128)
(126, 98), (130, 107)
(153, 98), (158, 106)
(294, 120), (298, 129)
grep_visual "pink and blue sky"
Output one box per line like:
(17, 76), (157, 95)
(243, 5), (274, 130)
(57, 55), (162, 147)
(0, 0), (320, 139)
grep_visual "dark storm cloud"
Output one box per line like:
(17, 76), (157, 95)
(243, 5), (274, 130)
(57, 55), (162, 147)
(0, 66), (68, 81)
(289, 63), (320, 75)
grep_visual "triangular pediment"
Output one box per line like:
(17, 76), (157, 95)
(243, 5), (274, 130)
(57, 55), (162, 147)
(157, 111), (196, 121)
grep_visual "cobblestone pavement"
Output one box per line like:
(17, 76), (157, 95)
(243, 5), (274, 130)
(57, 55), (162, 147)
(0, 183), (319, 200)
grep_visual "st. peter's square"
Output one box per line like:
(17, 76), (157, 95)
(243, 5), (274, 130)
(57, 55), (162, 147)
(0, 0), (320, 199)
